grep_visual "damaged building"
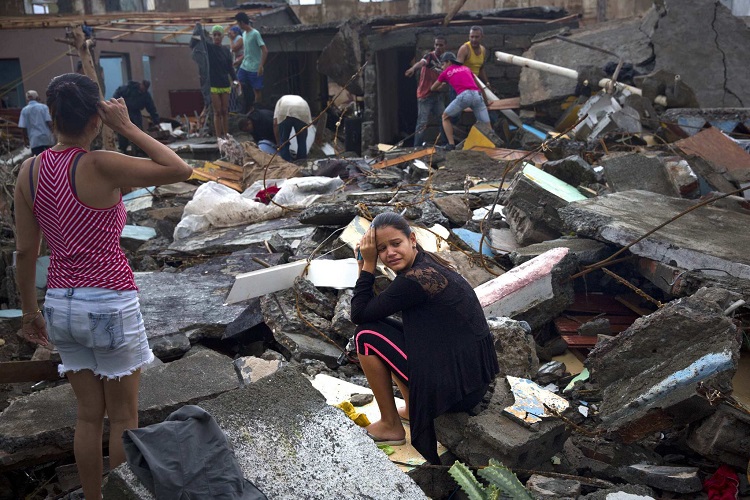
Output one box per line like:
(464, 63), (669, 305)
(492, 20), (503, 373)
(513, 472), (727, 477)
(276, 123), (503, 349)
(0, 0), (750, 498)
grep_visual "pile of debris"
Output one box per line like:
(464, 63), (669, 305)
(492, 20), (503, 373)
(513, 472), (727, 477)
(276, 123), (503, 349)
(1, 1), (749, 498)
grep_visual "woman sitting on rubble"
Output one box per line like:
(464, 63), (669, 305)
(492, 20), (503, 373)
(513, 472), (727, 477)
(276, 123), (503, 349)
(351, 212), (499, 464)
(14, 73), (192, 500)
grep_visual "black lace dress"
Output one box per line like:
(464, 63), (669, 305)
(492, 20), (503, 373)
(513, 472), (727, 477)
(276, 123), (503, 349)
(351, 250), (499, 463)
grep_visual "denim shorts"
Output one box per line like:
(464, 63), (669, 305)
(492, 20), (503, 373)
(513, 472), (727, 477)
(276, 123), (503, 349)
(44, 288), (154, 379)
(445, 90), (490, 123)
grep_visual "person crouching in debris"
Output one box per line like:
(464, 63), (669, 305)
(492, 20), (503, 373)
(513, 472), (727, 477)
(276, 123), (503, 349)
(430, 51), (490, 151)
(13, 73), (193, 500)
(350, 212), (499, 464)
(206, 24), (238, 139)
(274, 94), (312, 162)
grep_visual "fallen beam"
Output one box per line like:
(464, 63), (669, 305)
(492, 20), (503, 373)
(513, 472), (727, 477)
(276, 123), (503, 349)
(0, 360), (60, 384)
(373, 147), (436, 170)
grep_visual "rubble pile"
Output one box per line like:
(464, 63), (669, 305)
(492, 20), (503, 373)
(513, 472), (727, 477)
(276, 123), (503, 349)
(1, 1), (749, 498)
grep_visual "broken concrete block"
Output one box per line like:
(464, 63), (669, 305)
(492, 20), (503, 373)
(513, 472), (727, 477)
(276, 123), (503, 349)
(331, 289), (356, 339)
(487, 317), (539, 379)
(298, 203), (358, 226)
(148, 333), (191, 360)
(503, 164), (587, 245)
(620, 464), (702, 494)
(687, 402), (750, 469)
(475, 247), (576, 330)
(559, 190), (750, 280)
(586, 287), (741, 434)
(0, 349), (238, 468)
(261, 289), (344, 367)
(105, 369), (427, 499)
(526, 474), (581, 499)
(350, 393), (373, 406)
(441, 250), (500, 289)
(662, 156), (699, 197)
(433, 195), (472, 227)
(600, 153), (679, 197)
(435, 378), (569, 469)
(541, 155), (597, 187)
(223, 298), (264, 341)
(509, 237), (610, 266)
(233, 355), (283, 386)
(578, 318), (610, 337)
(293, 277), (336, 320)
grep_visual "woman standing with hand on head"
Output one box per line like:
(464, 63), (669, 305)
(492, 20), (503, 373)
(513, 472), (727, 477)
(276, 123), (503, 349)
(350, 212), (499, 464)
(14, 73), (192, 500)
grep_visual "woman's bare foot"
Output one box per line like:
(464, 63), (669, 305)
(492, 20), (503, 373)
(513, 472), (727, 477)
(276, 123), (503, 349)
(365, 419), (405, 443)
(397, 406), (409, 421)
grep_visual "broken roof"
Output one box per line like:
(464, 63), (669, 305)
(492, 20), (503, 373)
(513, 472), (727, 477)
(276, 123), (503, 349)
(0, 3), (300, 45)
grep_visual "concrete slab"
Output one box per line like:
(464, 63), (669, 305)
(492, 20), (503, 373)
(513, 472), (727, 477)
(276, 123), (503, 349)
(105, 369), (427, 499)
(168, 217), (316, 255)
(510, 237), (610, 266)
(475, 247), (576, 330)
(135, 251), (281, 357)
(559, 190), (750, 280)
(586, 287), (741, 433)
(0, 349), (238, 469)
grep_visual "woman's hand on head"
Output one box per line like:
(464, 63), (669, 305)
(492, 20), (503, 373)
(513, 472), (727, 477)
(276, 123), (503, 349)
(97, 98), (133, 135)
(359, 227), (378, 264)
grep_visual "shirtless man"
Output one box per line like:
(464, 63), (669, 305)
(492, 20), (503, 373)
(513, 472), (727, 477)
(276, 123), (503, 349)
(457, 26), (488, 86)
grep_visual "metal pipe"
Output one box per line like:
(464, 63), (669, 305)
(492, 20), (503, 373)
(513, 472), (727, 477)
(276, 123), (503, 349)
(495, 51), (642, 96)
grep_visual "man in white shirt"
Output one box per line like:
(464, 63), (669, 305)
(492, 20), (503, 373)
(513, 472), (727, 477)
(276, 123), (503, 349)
(18, 90), (54, 155)
(273, 95), (312, 162)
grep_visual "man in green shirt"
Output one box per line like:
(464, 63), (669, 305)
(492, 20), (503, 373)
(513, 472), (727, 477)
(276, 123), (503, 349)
(234, 12), (268, 110)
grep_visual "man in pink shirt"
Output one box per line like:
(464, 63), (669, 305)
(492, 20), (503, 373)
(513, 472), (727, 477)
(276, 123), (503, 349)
(430, 52), (489, 150)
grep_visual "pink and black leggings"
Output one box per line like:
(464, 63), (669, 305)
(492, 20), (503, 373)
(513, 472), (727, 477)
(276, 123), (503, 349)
(355, 318), (408, 384)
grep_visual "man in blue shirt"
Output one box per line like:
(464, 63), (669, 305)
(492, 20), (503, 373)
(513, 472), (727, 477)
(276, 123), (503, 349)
(18, 90), (54, 155)
(234, 12), (267, 110)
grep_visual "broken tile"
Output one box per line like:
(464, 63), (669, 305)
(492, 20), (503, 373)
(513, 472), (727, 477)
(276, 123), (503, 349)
(504, 376), (570, 425)
(233, 355), (283, 386)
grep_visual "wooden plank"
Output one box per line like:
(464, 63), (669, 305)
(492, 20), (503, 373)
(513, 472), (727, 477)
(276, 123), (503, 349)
(615, 294), (655, 317)
(487, 97), (521, 111)
(554, 317), (631, 334)
(373, 147), (436, 170)
(560, 335), (598, 348)
(0, 360), (60, 384)
(443, 0), (469, 26)
(568, 293), (635, 315)
(213, 160), (245, 173)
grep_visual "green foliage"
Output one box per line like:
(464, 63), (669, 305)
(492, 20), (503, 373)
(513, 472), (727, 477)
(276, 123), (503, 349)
(448, 458), (533, 500)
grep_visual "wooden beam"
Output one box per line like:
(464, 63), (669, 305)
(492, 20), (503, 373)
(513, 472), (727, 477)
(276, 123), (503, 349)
(372, 147), (436, 170)
(443, 0), (469, 26)
(0, 360), (60, 384)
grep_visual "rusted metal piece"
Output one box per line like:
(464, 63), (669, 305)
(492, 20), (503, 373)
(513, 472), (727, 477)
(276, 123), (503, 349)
(601, 267), (663, 308)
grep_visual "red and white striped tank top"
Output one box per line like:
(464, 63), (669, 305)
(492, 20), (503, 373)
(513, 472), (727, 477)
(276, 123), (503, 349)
(33, 147), (137, 290)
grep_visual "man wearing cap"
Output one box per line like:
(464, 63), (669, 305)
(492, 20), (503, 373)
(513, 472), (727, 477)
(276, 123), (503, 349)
(273, 95), (312, 162)
(18, 90), (54, 155)
(404, 36), (447, 148)
(430, 52), (489, 150)
(234, 12), (268, 110)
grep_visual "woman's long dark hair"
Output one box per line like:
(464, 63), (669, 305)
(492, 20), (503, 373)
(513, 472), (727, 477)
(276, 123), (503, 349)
(370, 212), (454, 270)
(46, 73), (100, 136)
